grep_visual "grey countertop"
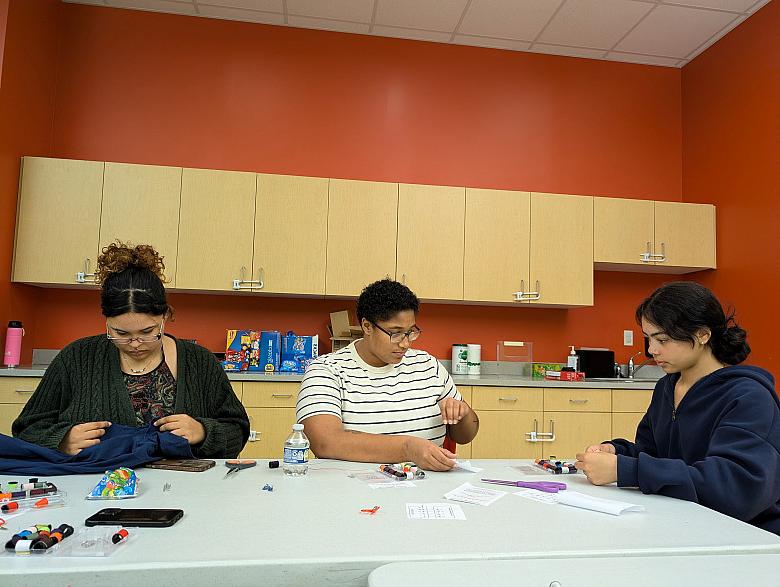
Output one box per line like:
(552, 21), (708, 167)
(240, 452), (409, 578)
(1, 365), (658, 389)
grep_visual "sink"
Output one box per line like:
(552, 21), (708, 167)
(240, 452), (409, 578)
(583, 377), (659, 384)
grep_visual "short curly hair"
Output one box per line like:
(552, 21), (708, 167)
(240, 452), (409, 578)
(356, 279), (419, 324)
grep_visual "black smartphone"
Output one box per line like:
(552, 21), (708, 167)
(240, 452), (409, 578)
(85, 508), (184, 528)
(145, 458), (216, 472)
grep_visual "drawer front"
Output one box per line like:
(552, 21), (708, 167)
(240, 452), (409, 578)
(0, 404), (27, 436)
(242, 407), (297, 459)
(230, 382), (242, 401)
(471, 387), (542, 411)
(612, 389), (653, 412)
(458, 386), (472, 405)
(0, 377), (41, 403)
(242, 382), (299, 408)
(543, 388), (611, 412)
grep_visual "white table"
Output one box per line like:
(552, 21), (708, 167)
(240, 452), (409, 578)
(369, 555), (780, 586)
(2, 460), (778, 586)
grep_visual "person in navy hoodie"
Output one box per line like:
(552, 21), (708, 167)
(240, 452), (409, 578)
(575, 281), (780, 535)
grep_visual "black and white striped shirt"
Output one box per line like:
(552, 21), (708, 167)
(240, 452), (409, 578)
(297, 341), (460, 446)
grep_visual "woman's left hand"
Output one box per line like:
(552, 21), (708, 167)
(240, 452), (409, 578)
(154, 414), (206, 445)
(575, 451), (618, 485)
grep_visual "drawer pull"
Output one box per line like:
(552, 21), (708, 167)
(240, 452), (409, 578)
(15, 389), (35, 394)
(569, 398), (588, 404)
(498, 396), (518, 402)
(272, 393), (293, 399)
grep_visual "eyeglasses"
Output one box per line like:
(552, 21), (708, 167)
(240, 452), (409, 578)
(370, 322), (422, 344)
(106, 322), (164, 345)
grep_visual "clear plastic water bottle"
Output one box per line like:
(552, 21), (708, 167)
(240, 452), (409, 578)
(283, 423), (310, 476)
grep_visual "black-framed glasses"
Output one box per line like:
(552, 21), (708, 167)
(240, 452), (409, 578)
(370, 322), (422, 344)
(106, 322), (164, 345)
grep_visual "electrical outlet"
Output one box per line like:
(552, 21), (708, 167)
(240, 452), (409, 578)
(623, 330), (634, 346)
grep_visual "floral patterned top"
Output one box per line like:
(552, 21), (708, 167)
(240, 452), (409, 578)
(124, 356), (177, 425)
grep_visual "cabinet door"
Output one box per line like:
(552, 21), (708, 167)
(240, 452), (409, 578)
(471, 411), (543, 459)
(397, 184), (465, 300)
(464, 189), (530, 303)
(242, 407), (297, 459)
(529, 193), (593, 306)
(100, 163), (182, 286)
(0, 377), (39, 436)
(254, 174), (328, 294)
(540, 412), (611, 461)
(176, 168), (256, 291)
(654, 202), (716, 270)
(612, 412), (644, 442)
(593, 197), (654, 267)
(326, 179), (398, 296)
(13, 157), (104, 285)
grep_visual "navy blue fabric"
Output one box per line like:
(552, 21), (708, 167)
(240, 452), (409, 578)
(0, 423), (193, 475)
(611, 366), (780, 535)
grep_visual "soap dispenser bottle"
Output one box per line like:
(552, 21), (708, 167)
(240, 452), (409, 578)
(567, 345), (579, 371)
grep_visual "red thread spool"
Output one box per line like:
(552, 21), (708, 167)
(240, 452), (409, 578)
(112, 528), (129, 544)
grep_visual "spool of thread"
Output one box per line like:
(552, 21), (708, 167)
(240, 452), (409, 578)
(1, 502), (18, 513)
(14, 539), (33, 553)
(467, 344), (481, 375)
(451, 344), (468, 375)
(112, 529), (129, 544)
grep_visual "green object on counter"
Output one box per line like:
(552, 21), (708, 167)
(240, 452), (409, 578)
(532, 363), (564, 380)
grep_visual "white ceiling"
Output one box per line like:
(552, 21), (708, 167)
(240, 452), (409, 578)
(64, 0), (772, 67)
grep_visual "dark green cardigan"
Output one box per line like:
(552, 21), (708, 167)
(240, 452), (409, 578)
(12, 335), (249, 458)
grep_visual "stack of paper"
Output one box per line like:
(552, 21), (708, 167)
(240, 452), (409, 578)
(513, 489), (645, 515)
(444, 482), (507, 506)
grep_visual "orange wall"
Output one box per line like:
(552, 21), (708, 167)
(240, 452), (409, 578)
(0, 0), (59, 362)
(6, 3), (687, 364)
(682, 0), (779, 375)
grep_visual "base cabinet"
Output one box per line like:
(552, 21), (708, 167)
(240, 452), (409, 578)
(0, 377), (40, 436)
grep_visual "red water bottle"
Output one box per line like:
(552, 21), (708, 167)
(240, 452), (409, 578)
(3, 321), (24, 368)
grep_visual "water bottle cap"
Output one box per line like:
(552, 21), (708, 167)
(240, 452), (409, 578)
(292, 423), (304, 431)
(8, 321), (22, 328)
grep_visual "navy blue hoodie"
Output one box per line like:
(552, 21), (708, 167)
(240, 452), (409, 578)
(611, 365), (780, 535)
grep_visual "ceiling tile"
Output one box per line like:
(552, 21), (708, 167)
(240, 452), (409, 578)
(197, 0), (282, 11)
(605, 51), (684, 67)
(286, 0), (374, 22)
(538, 0), (653, 49)
(747, 0), (773, 13)
(198, 4), (284, 24)
(371, 26), (452, 43)
(614, 4), (737, 57)
(663, 0), (756, 12)
(530, 43), (607, 59)
(451, 35), (531, 51)
(287, 15), (371, 34)
(459, 0), (564, 41)
(106, 0), (197, 15)
(375, 0), (468, 32)
(684, 13), (747, 60)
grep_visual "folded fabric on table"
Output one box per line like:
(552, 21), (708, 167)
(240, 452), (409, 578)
(557, 491), (645, 515)
(0, 423), (193, 475)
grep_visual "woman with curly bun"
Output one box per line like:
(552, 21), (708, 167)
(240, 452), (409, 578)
(576, 281), (780, 535)
(13, 243), (249, 458)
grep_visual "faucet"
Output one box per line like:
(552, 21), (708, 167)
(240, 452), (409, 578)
(627, 351), (655, 378)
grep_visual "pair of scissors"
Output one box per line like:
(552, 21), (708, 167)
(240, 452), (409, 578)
(223, 459), (257, 479)
(480, 478), (567, 493)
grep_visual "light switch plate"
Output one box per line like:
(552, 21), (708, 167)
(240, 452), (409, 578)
(623, 330), (634, 346)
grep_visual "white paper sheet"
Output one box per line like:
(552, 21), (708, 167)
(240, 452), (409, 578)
(444, 482), (507, 506)
(454, 460), (483, 473)
(513, 488), (559, 505)
(513, 489), (645, 515)
(406, 503), (466, 520)
(369, 481), (416, 489)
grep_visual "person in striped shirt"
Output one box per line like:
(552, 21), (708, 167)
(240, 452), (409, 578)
(297, 279), (479, 471)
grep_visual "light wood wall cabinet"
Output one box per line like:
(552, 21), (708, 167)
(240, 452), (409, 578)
(326, 179), (398, 297)
(252, 174), (328, 295)
(0, 377), (39, 436)
(594, 198), (716, 273)
(240, 382), (299, 459)
(611, 388), (653, 441)
(464, 189), (531, 303)
(526, 193), (593, 306)
(13, 157), (104, 285)
(176, 168), (257, 291)
(397, 184), (465, 300)
(100, 163), (182, 287)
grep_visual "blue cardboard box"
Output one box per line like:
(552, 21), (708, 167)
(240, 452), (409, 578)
(280, 332), (319, 374)
(260, 331), (281, 373)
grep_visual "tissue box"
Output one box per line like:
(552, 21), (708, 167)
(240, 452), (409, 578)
(532, 362), (564, 380)
(280, 332), (319, 373)
(225, 329), (261, 372)
(260, 331), (281, 373)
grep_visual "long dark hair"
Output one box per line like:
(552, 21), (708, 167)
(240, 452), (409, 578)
(96, 242), (172, 318)
(636, 281), (749, 365)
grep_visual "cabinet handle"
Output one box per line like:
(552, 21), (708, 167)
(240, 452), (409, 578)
(513, 280), (541, 301)
(525, 419), (556, 442)
(640, 241), (653, 263)
(248, 430), (260, 442)
(401, 273), (407, 285)
(650, 242), (667, 263)
(272, 393), (293, 399)
(15, 389), (35, 394)
(569, 398), (588, 404)
(232, 266), (264, 291)
(76, 258), (97, 284)
(498, 396), (518, 402)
